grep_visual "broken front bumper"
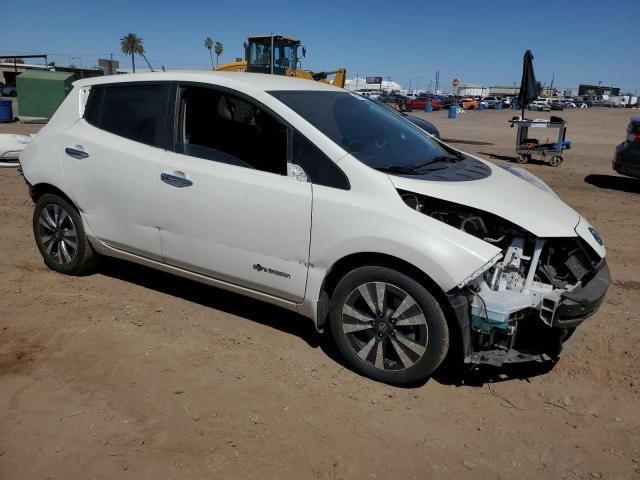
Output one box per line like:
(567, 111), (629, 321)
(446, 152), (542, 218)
(554, 260), (610, 327)
(455, 259), (610, 367)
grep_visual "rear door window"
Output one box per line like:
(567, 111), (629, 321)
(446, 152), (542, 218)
(97, 84), (170, 147)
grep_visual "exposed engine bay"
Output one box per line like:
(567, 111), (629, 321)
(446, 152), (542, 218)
(399, 190), (607, 366)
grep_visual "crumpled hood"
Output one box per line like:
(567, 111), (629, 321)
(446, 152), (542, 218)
(389, 159), (580, 238)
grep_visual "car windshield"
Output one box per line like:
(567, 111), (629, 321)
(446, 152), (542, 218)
(270, 90), (454, 170)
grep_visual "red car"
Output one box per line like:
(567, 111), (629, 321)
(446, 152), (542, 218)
(405, 96), (441, 111)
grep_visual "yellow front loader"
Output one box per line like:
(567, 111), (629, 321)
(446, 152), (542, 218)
(216, 35), (346, 89)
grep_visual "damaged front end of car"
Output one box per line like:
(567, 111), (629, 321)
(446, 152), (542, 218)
(399, 190), (610, 367)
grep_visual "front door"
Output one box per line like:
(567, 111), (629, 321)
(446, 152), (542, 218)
(156, 84), (312, 302)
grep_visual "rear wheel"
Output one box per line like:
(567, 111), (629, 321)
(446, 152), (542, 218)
(329, 266), (449, 386)
(516, 154), (530, 164)
(33, 193), (98, 275)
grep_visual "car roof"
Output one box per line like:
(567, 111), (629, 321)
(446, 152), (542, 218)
(73, 71), (342, 93)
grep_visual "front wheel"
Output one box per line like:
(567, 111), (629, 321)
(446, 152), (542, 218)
(329, 266), (449, 386)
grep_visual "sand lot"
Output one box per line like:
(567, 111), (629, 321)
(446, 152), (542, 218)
(1, 108), (639, 479)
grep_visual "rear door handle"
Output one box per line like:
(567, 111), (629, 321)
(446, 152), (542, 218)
(65, 146), (89, 159)
(161, 172), (193, 188)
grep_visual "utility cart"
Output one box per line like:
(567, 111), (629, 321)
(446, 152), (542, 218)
(509, 116), (570, 167)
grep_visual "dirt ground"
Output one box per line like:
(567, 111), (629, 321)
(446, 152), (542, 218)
(1, 108), (639, 480)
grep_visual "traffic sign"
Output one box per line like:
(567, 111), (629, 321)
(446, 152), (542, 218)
(452, 78), (460, 87)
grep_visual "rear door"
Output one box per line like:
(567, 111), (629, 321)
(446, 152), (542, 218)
(60, 83), (170, 260)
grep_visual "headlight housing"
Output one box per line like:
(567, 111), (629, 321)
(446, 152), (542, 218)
(499, 165), (557, 196)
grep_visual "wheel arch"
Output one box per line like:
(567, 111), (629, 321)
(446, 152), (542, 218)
(316, 252), (465, 357)
(30, 183), (78, 210)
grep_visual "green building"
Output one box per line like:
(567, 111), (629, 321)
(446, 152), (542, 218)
(16, 70), (75, 118)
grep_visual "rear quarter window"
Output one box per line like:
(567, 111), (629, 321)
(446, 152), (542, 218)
(89, 84), (169, 148)
(83, 87), (103, 127)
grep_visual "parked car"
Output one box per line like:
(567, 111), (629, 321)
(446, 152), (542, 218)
(481, 96), (502, 108)
(355, 90), (381, 100)
(528, 99), (551, 111)
(549, 100), (565, 111)
(459, 98), (479, 110)
(435, 95), (455, 109)
(406, 96), (441, 111)
(371, 98), (440, 139)
(20, 72), (609, 385)
(501, 97), (513, 108)
(562, 99), (577, 109)
(612, 116), (640, 179)
(1, 84), (17, 97)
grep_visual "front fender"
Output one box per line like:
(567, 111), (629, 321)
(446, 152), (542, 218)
(300, 167), (501, 326)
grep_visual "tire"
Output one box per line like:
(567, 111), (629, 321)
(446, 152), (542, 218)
(329, 266), (449, 386)
(33, 193), (98, 275)
(516, 154), (530, 164)
(550, 155), (563, 167)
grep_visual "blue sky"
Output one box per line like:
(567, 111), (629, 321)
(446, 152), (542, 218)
(3, 0), (639, 92)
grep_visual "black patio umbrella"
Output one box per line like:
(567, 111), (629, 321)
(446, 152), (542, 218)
(517, 50), (538, 118)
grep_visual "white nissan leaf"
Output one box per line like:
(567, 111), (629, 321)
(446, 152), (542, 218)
(19, 72), (610, 385)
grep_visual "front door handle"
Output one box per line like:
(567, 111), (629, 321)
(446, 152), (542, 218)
(65, 146), (89, 159)
(161, 172), (193, 188)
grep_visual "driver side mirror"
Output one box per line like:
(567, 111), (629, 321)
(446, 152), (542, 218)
(288, 163), (309, 183)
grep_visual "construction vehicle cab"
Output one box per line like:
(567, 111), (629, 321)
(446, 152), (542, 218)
(246, 35), (301, 76)
(216, 34), (346, 89)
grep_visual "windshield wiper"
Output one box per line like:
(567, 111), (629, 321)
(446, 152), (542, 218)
(373, 165), (422, 175)
(375, 153), (465, 176)
(414, 155), (464, 171)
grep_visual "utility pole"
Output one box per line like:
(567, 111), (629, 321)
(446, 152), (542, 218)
(435, 70), (440, 93)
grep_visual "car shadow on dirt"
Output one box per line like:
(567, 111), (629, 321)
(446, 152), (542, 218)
(97, 257), (322, 349)
(434, 360), (556, 388)
(97, 258), (560, 389)
(584, 174), (640, 193)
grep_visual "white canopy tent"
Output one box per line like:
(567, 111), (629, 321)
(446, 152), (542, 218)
(344, 77), (402, 92)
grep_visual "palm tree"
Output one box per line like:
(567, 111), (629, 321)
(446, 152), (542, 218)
(204, 37), (214, 70)
(120, 33), (145, 73)
(214, 41), (223, 66)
